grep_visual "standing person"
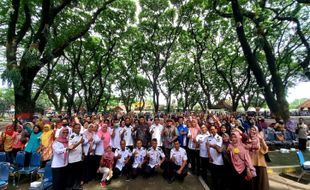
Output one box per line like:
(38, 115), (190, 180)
(68, 123), (85, 190)
(98, 146), (115, 188)
(187, 119), (200, 175)
(247, 126), (269, 190)
(196, 125), (210, 182)
(296, 118), (309, 151)
(228, 131), (256, 190)
(38, 124), (54, 168)
(162, 119), (178, 159)
(24, 124), (42, 167)
(98, 124), (111, 151)
(12, 124), (25, 161)
(134, 116), (150, 147)
(149, 117), (164, 147)
(166, 140), (188, 184)
(110, 118), (122, 152)
(113, 140), (132, 180)
(120, 118), (134, 150)
(93, 123), (104, 180)
(131, 139), (147, 179)
(1, 124), (17, 164)
(52, 127), (72, 190)
(145, 138), (165, 178)
(177, 117), (188, 149)
(207, 126), (224, 190)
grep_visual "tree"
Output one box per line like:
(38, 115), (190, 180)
(2, 0), (116, 118)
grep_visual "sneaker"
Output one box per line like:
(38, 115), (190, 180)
(100, 181), (106, 188)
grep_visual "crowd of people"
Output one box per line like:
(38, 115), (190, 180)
(0, 111), (309, 190)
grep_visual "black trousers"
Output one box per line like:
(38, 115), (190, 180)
(298, 138), (307, 151)
(166, 162), (187, 181)
(24, 151), (32, 167)
(83, 154), (95, 183)
(209, 163), (225, 190)
(52, 166), (67, 190)
(231, 168), (252, 190)
(188, 149), (200, 174)
(200, 157), (209, 182)
(113, 162), (132, 179)
(67, 161), (83, 189)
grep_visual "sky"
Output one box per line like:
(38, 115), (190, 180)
(286, 81), (310, 103)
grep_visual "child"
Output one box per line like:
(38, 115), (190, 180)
(98, 146), (115, 187)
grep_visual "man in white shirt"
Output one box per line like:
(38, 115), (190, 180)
(113, 140), (132, 180)
(110, 118), (122, 152)
(196, 125), (210, 182)
(149, 117), (164, 147)
(67, 123), (85, 190)
(131, 139), (147, 179)
(120, 118), (134, 150)
(144, 138), (165, 178)
(207, 125), (224, 190)
(166, 140), (188, 184)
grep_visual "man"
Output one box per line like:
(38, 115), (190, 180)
(207, 125), (224, 190)
(68, 123), (85, 190)
(149, 117), (164, 147)
(166, 140), (188, 184)
(177, 117), (188, 149)
(296, 118), (309, 151)
(196, 125), (210, 182)
(162, 119), (178, 159)
(145, 138), (165, 178)
(113, 140), (132, 180)
(110, 118), (122, 152)
(131, 139), (147, 179)
(120, 118), (134, 150)
(133, 116), (150, 147)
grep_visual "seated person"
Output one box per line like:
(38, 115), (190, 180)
(144, 138), (165, 178)
(98, 146), (114, 187)
(113, 140), (132, 180)
(166, 140), (188, 183)
(132, 139), (147, 179)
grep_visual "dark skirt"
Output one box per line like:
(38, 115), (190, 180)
(252, 166), (269, 190)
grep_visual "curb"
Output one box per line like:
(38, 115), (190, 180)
(198, 176), (210, 190)
(269, 174), (310, 190)
(267, 165), (300, 174)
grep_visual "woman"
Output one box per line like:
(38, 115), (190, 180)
(24, 123), (42, 167)
(38, 124), (54, 167)
(247, 126), (269, 190)
(1, 124), (17, 164)
(187, 119), (200, 175)
(98, 146), (115, 187)
(51, 127), (71, 190)
(12, 124), (25, 161)
(228, 131), (255, 190)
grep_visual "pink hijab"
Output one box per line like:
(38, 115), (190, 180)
(228, 131), (255, 174)
(248, 126), (260, 151)
(56, 127), (68, 147)
(97, 124), (111, 150)
(189, 119), (200, 139)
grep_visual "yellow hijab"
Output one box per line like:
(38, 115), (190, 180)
(41, 124), (53, 147)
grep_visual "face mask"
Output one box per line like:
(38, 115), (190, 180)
(126, 124), (130, 127)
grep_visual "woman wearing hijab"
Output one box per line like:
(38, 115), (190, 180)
(228, 131), (256, 190)
(187, 119), (201, 175)
(1, 124), (17, 164)
(247, 126), (269, 190)
(24, 124), (42, 167)
(38, 124), (54, 167)
(12, 123), (25, 161)
(51, 127), (72, 190)
(98, 146), (115, 187)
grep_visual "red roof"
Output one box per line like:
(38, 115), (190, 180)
(299, 99), (310, 109)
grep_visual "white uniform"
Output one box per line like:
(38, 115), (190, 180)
(147, 147), (165, 168)
(132, 147), (147, 168)
(110, 127), (122, 149)
(68, 132), (84, 163)
(170, 147), (188, 166)
(120, 126), (134, 146)
(51, 141), (68, 168)
(149, 124), (164, 146)
(114, 147), (132, 171)
(196, 132), (210, 158)
(208, 134), (224, 166)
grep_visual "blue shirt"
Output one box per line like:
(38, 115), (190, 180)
(24, 126), (42, 153)
(177, 124), (188, 146)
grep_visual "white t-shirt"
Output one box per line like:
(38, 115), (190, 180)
(170, 147), (188, 166)
(150, 124), (164, 146)
(120, 126), (134, 146)
(132, 147), (147, 168)
(68, 133), (83, 163)
(147, 146), (165, 168)
(196, 132), (210, 158)
(208, 134), (224, 166)
(114, 147), (132, 171)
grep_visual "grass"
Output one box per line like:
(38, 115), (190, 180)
(267, 150), (310, 167)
